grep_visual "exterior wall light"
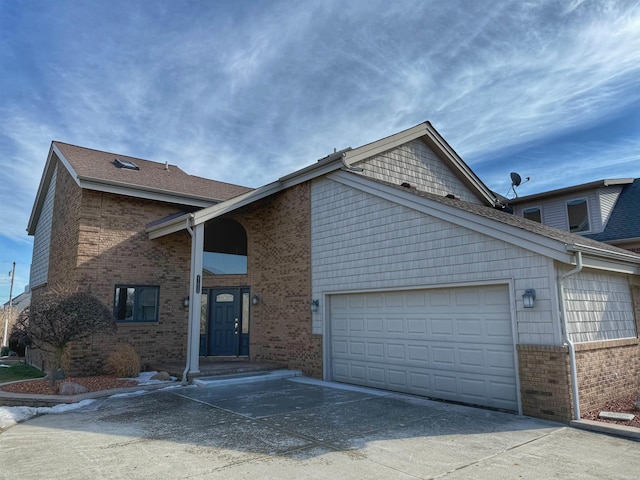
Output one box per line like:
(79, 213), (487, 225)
(311, 299), (320, 312)
(183, 297), (189, 308)
(522, 289), (536, 308)
(252, 294), (259, 305)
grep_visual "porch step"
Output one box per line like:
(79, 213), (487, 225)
(192, 369), (302, 387)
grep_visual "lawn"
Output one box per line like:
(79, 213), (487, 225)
(0, 360), (46, 383)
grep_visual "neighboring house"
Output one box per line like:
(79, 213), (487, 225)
(1, 287), (31, 349)
(28, 123), (640, 423)
(509, 178), (640, 253)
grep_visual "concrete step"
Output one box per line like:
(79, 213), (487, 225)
(192, 369), (302, 387)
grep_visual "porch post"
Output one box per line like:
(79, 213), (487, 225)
(188, 222), (204, 375)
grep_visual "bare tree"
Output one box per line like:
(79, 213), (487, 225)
(11, 288), (116, 383)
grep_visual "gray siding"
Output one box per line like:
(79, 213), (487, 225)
(29, 166), (57, 288)
(356, 139), (483, 204)
(513, 190), (602, 234)
(597, 185), (623, 228)
(563, 268), (636, 342)
(311, 177), (559, 345)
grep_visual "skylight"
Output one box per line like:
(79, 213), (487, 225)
(114, 158), (139, 170)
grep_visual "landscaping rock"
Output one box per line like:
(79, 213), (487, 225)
(58, 382), (88, 395)
(599, 411), (635, 422)
(150, 371), (171, 381)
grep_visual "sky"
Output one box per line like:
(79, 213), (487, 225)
(1, 0), (639, 302)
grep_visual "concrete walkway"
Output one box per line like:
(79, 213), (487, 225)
(1, 375), (639, 479)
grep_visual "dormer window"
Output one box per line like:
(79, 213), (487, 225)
(114, 158), (139, 170)
(567, 198), (590, 233)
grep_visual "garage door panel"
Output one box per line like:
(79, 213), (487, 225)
(330, 285), (518, 411)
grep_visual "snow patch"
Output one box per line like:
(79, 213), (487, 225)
(0, 399), (95, 432)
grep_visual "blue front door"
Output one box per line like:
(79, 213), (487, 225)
(209, 288), (240, 356)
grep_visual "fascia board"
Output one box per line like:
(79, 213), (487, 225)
(328, 171), (576, 264)
(27, 145), (78, 235)
(566, 243), (640, 271)
(344, 122), (497, 206)
(77, 178), (218, 207)
(342, 123), (430, 164)
(510, 178), (635, 204)
(147, 213), (192, 240)
(192, 159), (345, 226)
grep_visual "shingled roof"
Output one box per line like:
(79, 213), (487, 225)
(53, 141), (252, 202)
(585, 178), (640, 243)
(380, 177), (640, 262)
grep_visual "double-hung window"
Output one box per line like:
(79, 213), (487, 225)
(114, 285), (159, 322)
(567, 198), (590, 233)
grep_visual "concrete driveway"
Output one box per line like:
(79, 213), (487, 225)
(0, 375), (638, 479)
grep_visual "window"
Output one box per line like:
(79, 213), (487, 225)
(523, 207), (542, 223)
(114, 286), (159, 322)
(567, 199), (590, 233)
(203, 218), (248, 275)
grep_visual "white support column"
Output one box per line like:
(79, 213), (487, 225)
(188, 222), (204, 375)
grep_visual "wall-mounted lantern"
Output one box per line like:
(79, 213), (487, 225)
(183, 297), (189, 308)
(311, 299), (320, 313)
(252, 294), (260, 305)
(522, 289), (536, 309)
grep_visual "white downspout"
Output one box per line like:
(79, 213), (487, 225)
(558, 251), (583, 420)
(182, 217), (195, 384)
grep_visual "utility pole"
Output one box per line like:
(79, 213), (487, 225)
(2, 262), (15, 348)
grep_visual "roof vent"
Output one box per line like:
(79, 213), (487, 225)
(445, 193), (460, 200)
(400, 182), (415, 189)
(114, 158), (139, 170)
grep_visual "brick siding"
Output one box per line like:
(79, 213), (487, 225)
(574, 339), (640, 413)
(202, 182), (322, 378)
(517, 344), (573, 422)
(32, 160), (192, 375)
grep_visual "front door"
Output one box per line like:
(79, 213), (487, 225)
(209, 288), (241, 356)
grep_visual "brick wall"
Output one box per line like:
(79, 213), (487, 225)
(575, 339), (640, 414)
(517, 344), (573, 422)
(32, 161), (193, 375)
(202, 182), (322, 378)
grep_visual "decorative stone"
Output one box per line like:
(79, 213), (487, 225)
(59, 382), (88, 396)
(150, 371), (171, 381)
(598, 411), (635, 422)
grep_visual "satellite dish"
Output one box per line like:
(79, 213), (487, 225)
(510, 172), (522, 187)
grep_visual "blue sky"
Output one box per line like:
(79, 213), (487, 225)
(1, 0), (639, 301)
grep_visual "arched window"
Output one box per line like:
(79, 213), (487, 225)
(203, 218), (248, 274)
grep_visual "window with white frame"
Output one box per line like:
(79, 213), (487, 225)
(523, 206), (542, 223)
(114, 285), (159, 322)
(567, 198), (590, 233)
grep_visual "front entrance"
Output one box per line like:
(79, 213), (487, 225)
(200, 287), (250, 356)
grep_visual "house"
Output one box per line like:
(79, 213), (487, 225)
(28, 122), (640, 423)
(509, 178), (640, 253)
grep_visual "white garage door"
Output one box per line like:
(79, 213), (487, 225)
(330, 285), (518, 411)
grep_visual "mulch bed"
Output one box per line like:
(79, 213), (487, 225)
(0, 376), (138, 395)
(582, 395), (640, 429)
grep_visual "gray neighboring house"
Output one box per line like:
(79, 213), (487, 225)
(510, 178), (640, 253)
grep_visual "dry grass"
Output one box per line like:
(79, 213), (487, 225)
(104, 343), (140, 378)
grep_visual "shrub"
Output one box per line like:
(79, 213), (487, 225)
(105, 343), (140, 378)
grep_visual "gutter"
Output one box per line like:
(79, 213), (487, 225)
(557, 251), (583, 420)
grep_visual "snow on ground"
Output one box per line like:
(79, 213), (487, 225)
(0, 371), (176, 432)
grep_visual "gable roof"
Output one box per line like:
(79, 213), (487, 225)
(28, 142), (252, 235)
(585, 178), (640, 244)
(147, 122), (498, 238)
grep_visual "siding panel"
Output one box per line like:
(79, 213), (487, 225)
(29, 166), (57, 287)
(311, 178), (558, 345)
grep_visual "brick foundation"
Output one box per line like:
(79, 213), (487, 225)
(517, 344), (573, 422)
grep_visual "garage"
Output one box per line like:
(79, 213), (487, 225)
(329, 284), (518, 411)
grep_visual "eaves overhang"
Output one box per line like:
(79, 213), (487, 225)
(509, 178), (635, 204)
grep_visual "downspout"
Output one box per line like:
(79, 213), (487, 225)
(557, 250), (583, 420)
(341, 152), (364, 172)
(182, 217), (195, 384)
